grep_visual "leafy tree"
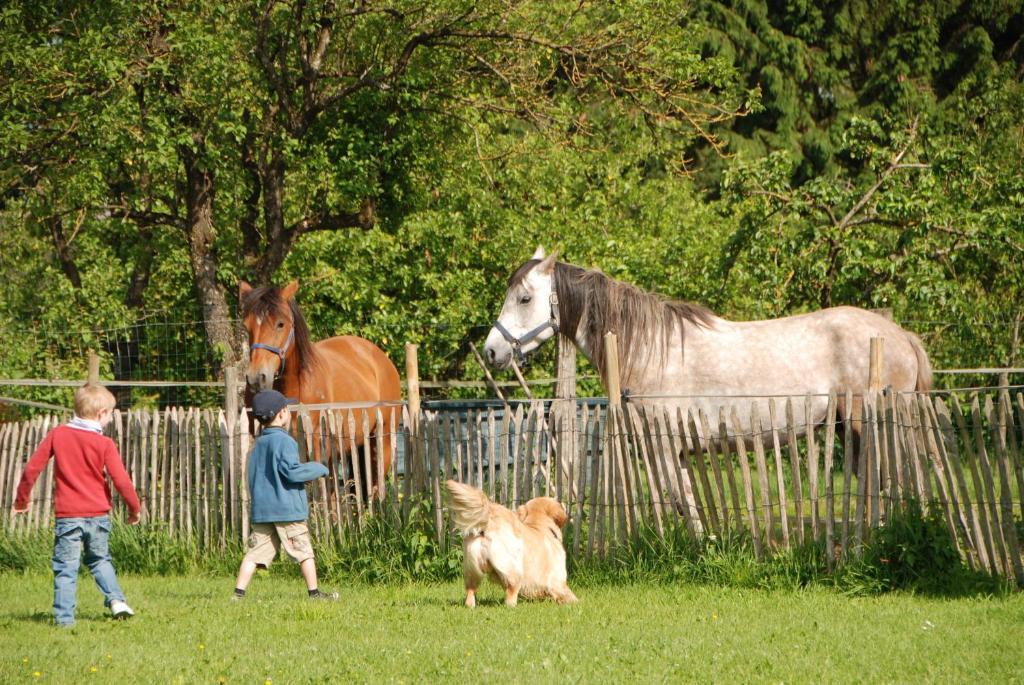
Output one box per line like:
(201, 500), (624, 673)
(719, 65), (1024, 373)
(688, 0), (1024, 187)
(0, 0), (750, 383)
(2, 0), (1021, 409)
(284, 125), (734, 390)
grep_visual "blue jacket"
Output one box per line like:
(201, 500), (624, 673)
(247, 427), (328, 523)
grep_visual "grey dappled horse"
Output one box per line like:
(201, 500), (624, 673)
(483, 247), (932, 522)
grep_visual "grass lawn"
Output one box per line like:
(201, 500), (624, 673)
(1, 573), (1022, 684)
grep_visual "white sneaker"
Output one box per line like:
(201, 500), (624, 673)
(110, 600), (135, 619)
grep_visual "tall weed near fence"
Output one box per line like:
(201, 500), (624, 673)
(1, 390), (1022, 587)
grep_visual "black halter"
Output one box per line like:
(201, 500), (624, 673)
(249, 327), (295, 378)
(493, 292), (560, 364)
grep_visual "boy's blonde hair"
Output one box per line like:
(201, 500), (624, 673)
(73, 383), (116, 419)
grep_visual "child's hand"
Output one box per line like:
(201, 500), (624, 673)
(127, 510), (141, 525)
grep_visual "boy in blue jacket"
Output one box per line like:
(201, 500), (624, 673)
(233, 390), (336, 600)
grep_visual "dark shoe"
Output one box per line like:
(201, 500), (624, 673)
(309, 590), (338, 601)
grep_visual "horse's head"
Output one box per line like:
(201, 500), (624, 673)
(239, 280), (300, 391)
(484, 246), (560, 369)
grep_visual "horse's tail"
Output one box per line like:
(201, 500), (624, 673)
(906, 332), (933, 392)
(445, 480), (491, 536)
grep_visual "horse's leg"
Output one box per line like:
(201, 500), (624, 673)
(348, 440), (365, 503)
(680, 461), (704, 537)
(837, 393), (864, 474)
(669, 452), (703, 537)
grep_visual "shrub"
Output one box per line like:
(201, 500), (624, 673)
(836, 499), (1006, 596)
(318, 495), (462, 584)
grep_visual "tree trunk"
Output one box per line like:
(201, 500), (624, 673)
(49, 215), (82, 290)
(182, 145), (243, 375)
(254, 150), (288, 284)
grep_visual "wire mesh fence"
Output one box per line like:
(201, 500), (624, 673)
(0, 317), (244, 416)
(11, 317), (235, 381)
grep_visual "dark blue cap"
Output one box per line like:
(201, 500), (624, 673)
(251, 389), (298, 422)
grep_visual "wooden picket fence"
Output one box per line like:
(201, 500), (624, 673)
(1, 390), (1023, 584)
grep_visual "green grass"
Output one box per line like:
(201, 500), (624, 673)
(1, 573), (1022, 684)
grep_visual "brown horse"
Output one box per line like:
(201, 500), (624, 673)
(239, 280), (402, 497)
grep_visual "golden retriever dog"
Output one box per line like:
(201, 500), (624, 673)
(445, 479), (578, 608)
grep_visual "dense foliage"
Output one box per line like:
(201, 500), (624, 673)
(1, 1), (1021, 409)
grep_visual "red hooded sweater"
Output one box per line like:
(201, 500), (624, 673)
(14, 424), (141, 518)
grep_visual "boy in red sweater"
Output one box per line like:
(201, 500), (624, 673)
(12, 383), (142, 627)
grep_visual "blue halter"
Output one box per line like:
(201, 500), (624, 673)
(250, 327), (295, 378)
(493, 292), (560, 364)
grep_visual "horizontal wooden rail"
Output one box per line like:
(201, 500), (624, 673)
(0, 375), (601, 391)
(0, 378), (226, 388)
(2, 368), (1021, 392)
(0, 396), (71, 412)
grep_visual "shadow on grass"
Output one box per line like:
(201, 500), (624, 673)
(13, 610), (55, 624)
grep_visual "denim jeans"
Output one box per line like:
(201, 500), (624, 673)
(52, 516), (126, 626)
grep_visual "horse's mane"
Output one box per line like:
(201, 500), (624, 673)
(239, 285), (322, 377)
(511, 260), (715, 387)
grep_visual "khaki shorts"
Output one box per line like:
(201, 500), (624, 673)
(243, 522), (315, 567)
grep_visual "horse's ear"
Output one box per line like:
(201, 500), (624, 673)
(536, 250), (558, 276)
(531, 245), (546, 260)
(239, 281), (252, 300)
(281, 280), (299, 301)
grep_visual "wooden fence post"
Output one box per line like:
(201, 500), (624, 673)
(87, 351), (100, 383)
(405, 343), (420, 430)
(223, 366), (238, 425)
(604, 331), (623, 531)
(604, 332), (621, 408)
(604, 332), (633, 537)
(556, 337), (577, 403)
(869, 337), (884, 393)
(868, 337), (884, 524)
(405, 343), (421, 497)
(223, 365), (239, 531)
(554, 336), (578, 500)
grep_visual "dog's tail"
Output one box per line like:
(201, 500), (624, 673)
(445, 480), (491, 535)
